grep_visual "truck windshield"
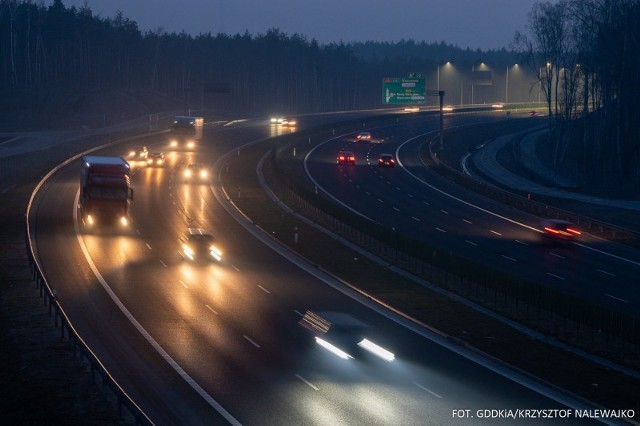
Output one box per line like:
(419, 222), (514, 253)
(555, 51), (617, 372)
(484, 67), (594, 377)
(87, 187), (128, 200)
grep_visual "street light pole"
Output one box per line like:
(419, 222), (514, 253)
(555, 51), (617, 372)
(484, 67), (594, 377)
(471, 65), (475, 105)
(505, 65), (509, 104)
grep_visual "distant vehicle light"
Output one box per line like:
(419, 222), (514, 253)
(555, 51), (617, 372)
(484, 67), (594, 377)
(540, 219), (581, 244)
(87, 214), (94, 225)
(185, 169), (192, 177)
(315, 337), (353, 360)
(200, 170), (207, 178)
(404, 107), (419, 112)
(492, 104), (504, 108)
(356, 132), (372, 141)
(120, 216), (128, 226)
(337, 151), (356, 165)
(358, 338), (395, 362)
(170, 140), (178, 147)
(187, 141), (195, 148)
(442, 106), (454, 112)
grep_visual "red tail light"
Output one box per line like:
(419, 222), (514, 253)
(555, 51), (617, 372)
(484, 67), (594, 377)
(566, 228), (581, 235)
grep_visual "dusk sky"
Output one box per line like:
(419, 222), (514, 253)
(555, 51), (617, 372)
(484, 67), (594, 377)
(57, 0), (544, 50)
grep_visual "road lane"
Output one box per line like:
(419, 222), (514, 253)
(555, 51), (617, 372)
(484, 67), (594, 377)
(30, 115), (602, 425)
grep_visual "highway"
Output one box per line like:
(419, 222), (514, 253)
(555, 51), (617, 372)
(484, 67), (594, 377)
(28, 113), (604, 424)
(304, 114), (640, 317)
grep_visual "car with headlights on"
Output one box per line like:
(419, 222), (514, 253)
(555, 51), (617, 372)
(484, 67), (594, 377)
(270, 116), (297, 127)
(183, 163), (209, 182)
(540, 219), (581, 245)
(378, 153), (396, 167)
(146, 152), (165, 167)
(179, 228), (222, 262)
(337, 151), (356, 165)
(298, 310), (395, 362)
(127, 145), (148, 160)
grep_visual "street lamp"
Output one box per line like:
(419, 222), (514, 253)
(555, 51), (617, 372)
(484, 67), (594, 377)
(506, 64), (518, 104)
(437, 61), (451, 91)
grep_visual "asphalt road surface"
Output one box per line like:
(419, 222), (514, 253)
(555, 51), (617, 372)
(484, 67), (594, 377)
(29, 114), (606, 425)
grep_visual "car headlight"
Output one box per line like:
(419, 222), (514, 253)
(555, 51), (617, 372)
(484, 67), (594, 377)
(185, 169), (192, 177)
(209, 245), (222, 261)
(358, 338), (395, 362)
(200, 170), (207, 178)
(315, 337), (353, 360)
(170, 140), (178, 147)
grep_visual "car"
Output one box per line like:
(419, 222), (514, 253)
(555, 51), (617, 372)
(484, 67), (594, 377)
(146, 152), (165, 167)
(270, 116), (297, 127)
(540, 219), (581, 244)
(298, 310), (395, 362)
(378, 153), (396, 167)
(337, 151), (356, 165)
(169, 138), (197, 150)
(128, 145), (148, 160)
(355, 131), (372, 141)
(179, 228), (222, 262)
(183, 163), (209, 182)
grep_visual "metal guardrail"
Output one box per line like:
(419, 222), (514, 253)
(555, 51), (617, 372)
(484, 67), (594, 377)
(22, 130), (159, 425)
(24, 230), (152, 424)
(427, 127), (640, 245)
(264, 115), (639, 368)
(17, 112), (248, 425)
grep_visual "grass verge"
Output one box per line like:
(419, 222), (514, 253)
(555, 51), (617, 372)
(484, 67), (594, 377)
(220, 134), (640, 415)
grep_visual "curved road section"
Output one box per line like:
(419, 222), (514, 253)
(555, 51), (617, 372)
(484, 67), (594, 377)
(29, 114), (611, 424)
(304, 116), (640, 317)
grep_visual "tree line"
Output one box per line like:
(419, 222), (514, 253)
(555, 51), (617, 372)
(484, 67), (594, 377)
(515, 0), (640, 192)
(2, 0), (635, 191)
(1, 0), (520, 115)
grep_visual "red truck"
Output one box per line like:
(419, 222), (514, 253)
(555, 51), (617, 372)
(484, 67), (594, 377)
(79, 156), (133, 227)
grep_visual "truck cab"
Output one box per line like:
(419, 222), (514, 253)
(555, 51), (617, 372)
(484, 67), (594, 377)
(80, 156), (134, 227)
(168, 116), (203, 151)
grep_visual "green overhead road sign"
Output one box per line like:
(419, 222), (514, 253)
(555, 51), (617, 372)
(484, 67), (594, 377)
(382, 77), (426, 105)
